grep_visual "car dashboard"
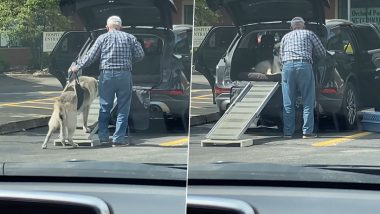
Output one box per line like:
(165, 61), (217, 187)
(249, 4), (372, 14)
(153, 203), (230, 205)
(0, 181), (186, 214)
(187, 184), (380, 214)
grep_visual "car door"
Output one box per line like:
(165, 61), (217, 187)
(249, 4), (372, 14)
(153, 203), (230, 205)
(327, 26), (356, 81)
(352, 24), (380, 108)
(194, 26), (237, 91)
(173, 29), (192, 81)
(49, 31), (90, 87)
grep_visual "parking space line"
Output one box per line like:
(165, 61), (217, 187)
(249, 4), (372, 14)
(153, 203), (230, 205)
(312, 132), (371, 147)
(192, 94), (213, 99)
(0, 97), (57, 107)
(3, 104), (53, 110)
(191, 89), (212, 93)
(191, 106), (204, 109)
(159, 137), (188, 147)
(24, 101), (55, 105)
(191, 101), (213, 104)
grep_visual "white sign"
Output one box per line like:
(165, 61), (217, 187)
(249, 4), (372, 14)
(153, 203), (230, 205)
(43, 32), (64, 52)
(0, 33), (9, 47)
(193, 26), (212, 47)
(351, 7), (380, 25)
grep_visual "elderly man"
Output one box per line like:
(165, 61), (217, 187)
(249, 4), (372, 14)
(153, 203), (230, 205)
(69, 16), (145, 147)
(279, 17), (326, 139)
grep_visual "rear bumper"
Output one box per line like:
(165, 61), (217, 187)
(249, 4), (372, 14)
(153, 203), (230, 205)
(215, 93), (231, 112)
(150, 94), (189, 119)
(318, 94), (342, 113)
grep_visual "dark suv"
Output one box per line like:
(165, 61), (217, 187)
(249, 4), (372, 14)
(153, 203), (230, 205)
(49, 0), (190, 131)
(195, 0), (380, 130)
(324, 19), (380, 128)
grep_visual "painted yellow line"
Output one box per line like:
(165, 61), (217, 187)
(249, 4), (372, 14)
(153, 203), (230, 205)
(192, 94), (213, 99)
(39, 91), (61, 94)
(312, 132), (371, 147)
(192, 97), (213, 100)
(191, 89), (212, 92)
(191, 101), (213, 104)
(3, 104), (53, 110)
(159, 137), (188, 147)
(0, 97), (57, 107)
(24, 101), (54, 105)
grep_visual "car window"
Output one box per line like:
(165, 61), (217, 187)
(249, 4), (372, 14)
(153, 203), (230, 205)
(59, 36), (84, 53)
(354, 25), (380, 50)
(205, 29), (235, 49)
(174, 31), (191, 54)
(327, 27), (355, 54)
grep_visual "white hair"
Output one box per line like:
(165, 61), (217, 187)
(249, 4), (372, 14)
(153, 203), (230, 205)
(107, 16), (122, 28)
(291, 17), (305, 29)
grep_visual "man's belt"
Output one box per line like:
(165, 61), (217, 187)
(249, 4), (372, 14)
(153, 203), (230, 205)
(284, 59), (312, 64)
(101, 68), (128, 72)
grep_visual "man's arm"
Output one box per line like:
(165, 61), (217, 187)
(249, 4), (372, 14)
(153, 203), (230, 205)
(311, 32), (326, 58)
(74, 36), (103, 71)
(131, 37), (145, 63)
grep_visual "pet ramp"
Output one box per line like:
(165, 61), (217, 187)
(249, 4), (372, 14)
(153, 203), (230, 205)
(201, 81), (279, 147)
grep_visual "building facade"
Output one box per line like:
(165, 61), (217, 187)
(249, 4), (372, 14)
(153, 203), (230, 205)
(172, 0), (194, 25)
(326, 0), (380, 26)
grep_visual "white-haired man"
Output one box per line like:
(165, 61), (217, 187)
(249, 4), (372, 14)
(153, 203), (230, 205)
(279, 17), (326, 139)
(70, 15), (145, 147)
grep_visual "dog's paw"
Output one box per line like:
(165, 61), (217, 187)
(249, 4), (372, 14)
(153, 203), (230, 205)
(41, 145), (47, 149)
(83, 126), (91, 133)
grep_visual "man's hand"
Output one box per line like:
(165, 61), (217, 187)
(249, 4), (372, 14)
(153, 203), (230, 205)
(69, 63), (79, 73)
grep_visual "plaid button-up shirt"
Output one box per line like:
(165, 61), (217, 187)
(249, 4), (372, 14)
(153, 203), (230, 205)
(280, 29), (326, 64)
(76, 30), (145, 71)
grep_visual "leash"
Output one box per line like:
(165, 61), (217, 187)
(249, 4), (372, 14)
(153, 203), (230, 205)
(67, 61), (84, 110)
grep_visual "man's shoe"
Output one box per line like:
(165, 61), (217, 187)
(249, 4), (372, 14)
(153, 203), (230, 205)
(100, 142), (111, 147)
(112, 142), (128, 147)
(303, 133), (318, 139)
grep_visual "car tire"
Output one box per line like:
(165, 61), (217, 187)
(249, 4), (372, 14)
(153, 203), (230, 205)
(338, 82), (359, 130)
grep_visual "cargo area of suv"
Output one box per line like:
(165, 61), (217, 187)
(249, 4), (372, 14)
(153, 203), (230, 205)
(229, 23), (328, 82)
(48, 0), (190, 131)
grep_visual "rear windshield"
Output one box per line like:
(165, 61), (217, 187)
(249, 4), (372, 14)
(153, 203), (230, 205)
(354, 25), (380, 50)
(229, 0), (315, 24)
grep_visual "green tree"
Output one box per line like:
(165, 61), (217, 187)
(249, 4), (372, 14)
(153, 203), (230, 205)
(0, 0), (73, 68)
(194, 0), (219, 26)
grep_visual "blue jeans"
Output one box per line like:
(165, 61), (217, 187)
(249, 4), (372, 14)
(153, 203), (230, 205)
(98, 70), (132, 143)
(281, 61), (315, 136)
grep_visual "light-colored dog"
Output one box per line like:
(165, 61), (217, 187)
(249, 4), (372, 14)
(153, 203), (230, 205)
(42, 76), (98, 149)
(251, 42), (282, 75)
(253, 55), (282, 75)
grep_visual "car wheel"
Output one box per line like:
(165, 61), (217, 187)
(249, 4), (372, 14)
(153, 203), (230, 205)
(338, 82), (359, 130)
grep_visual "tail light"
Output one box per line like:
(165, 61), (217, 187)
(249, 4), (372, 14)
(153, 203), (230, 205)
(214, 86), (231, 96)
(321, 88), (337, 94)
(151, 89), (184, 96)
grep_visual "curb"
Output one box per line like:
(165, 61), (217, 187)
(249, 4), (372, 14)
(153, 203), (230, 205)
(190, 112), (220, 127)
(0, 116), (50, 135)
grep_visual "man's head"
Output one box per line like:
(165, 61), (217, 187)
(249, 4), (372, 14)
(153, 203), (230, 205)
(106, 15), (122, 31)
(290, 17), (305, 30)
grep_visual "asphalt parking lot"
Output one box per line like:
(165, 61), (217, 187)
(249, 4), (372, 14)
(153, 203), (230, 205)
(189, 73), (380, 166)
(0, 73), (188, 164)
